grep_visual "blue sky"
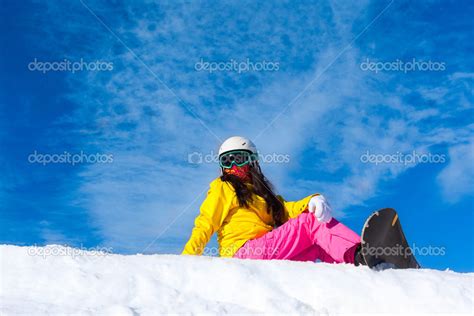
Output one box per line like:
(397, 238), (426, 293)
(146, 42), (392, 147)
(1, 0), (473, 272)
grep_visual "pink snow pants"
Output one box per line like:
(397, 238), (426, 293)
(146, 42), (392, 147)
(233, 211), (360, 263)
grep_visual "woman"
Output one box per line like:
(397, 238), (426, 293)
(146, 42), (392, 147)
(182, 136), (365, 265)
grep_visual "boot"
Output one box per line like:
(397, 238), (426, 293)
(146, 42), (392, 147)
(353, 244), (367, 266)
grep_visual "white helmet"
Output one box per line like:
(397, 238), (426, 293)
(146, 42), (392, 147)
(218, 136), (257, 156)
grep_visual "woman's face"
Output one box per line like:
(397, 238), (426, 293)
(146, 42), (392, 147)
(223, 164), (251, 181)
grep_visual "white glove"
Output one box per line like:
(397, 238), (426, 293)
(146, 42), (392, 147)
(308, 195), (333, 223)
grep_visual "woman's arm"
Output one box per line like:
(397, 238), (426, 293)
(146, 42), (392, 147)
(182, 179), (234, 255)
(278, 193), (320, 219)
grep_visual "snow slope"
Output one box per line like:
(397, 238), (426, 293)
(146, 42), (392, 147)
(0, 245), (472, 315)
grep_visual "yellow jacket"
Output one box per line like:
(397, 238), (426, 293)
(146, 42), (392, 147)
(182, 177), (316, 257)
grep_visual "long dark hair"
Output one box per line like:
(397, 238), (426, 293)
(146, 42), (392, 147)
(220, 164), (285, 227)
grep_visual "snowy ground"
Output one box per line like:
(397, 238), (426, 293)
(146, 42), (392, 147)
(0, 245), (472, 315)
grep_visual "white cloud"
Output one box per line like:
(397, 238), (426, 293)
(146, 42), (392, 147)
(437, 140), (474, 203)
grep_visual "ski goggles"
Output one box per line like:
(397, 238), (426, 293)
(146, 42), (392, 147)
(219, 150), (258, 169)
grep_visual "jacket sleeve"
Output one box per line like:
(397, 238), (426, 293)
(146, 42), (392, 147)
(278, 193), (319, 220)
(182, 179), (235, 255)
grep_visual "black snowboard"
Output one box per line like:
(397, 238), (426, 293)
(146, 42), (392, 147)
(360, 208), (420, 269)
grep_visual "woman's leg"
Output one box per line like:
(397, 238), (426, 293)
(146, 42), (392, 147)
(289, 244), (320, 262)
(233, 211), (360, 263)
(289, 244), (350, 263)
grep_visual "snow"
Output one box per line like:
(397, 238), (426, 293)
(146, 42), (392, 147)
(1, 245), (472, 315)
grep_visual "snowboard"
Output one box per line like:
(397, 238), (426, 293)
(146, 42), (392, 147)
(360, 208), (420, 269)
